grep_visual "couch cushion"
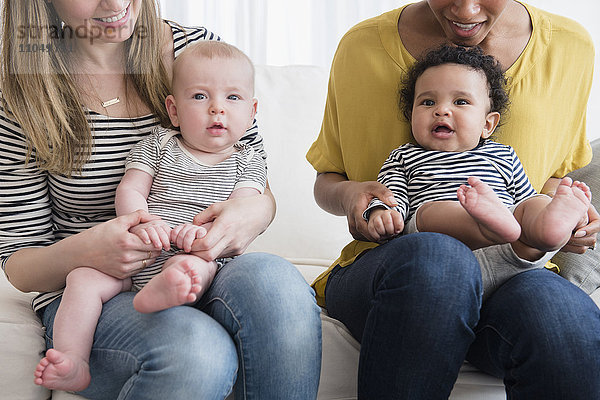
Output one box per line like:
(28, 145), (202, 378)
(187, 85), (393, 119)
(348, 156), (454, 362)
(0, 273), (49, 400)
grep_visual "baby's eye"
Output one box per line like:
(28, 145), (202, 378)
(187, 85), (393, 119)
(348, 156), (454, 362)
(455, 99), (469, 105)
(228, 95), (241, 100)
(422, 99), (435, 106)
(194, 93), (206, 100)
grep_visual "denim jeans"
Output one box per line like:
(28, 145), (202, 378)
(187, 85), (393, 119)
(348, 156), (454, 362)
(42, 252), (322, 400)
(325, 232), (600, 399)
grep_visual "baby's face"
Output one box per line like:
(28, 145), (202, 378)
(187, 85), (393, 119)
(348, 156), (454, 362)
(411, 63), (499, 152)
(167, 55), (257, 156)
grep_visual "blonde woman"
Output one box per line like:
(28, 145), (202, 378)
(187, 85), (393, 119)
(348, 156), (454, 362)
(0, 1), (321, 399)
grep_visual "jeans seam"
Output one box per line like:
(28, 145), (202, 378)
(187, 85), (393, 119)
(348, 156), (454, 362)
(475, 324), (515, 347)
(82, 348), (142, 400)
(475, 323), (517, 394)
(205, 296), (246, 399)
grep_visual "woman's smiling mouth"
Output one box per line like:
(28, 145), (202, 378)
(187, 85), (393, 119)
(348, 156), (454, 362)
(93, 5), (129, 24)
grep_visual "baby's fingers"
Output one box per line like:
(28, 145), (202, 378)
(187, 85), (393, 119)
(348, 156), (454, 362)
(134, 229), (152, 245)
(170, 224), (184, 243)
(181, 230), (198, 253)
(146, 227), (165, 249)
(390, 210), (404, 235)
(367, 220), (383, 243)
(157, 226), (171, 251)
(379, 212), (400, 238)
(172, 224), (196, 251)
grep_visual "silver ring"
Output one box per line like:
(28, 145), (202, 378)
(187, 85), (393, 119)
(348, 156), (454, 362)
(142, 259), (147, 268)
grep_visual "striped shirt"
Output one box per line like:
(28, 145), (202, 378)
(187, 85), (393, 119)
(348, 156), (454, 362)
(365, 140), (537, 220)
(0, 22), (266, 312)
(126, 128), (266, 288)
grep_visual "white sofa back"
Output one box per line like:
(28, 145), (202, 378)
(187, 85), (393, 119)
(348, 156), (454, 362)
(247, 65), (353, 270)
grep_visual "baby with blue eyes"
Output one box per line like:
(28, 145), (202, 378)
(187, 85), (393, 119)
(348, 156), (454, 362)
(35, 40), (266, 391)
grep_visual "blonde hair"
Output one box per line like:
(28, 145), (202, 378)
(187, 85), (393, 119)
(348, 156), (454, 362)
(172, 40), (255, 93)
(1, 0), (171, 175)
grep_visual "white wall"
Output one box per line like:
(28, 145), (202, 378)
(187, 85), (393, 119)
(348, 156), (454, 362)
(159, 1), (599, 141)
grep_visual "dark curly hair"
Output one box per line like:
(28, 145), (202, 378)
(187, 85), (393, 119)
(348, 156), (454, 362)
(399, 45), (509, 123)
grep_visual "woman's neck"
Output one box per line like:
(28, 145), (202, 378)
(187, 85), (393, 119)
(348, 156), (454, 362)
(70, 38), (127, 74)
(399, 1), (532, 71)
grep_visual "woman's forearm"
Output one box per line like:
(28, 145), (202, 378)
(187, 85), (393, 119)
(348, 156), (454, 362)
(313, 172), (352, 216)
(5, 234), (84, 293)
(5, 210), (159, 293)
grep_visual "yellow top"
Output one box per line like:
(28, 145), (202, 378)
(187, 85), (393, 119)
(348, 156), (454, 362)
(306, 3), (594, 307)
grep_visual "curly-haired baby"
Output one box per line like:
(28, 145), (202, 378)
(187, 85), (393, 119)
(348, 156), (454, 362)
(364, 45), (591, 300)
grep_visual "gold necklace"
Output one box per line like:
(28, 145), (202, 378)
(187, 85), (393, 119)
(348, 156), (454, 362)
(101, 97), (120, 108)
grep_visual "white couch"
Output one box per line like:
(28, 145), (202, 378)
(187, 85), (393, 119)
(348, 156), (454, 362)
(1, 65), (599, 400)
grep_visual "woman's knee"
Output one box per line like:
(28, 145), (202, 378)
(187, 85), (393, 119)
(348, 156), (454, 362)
(217, 252), (319, 314)
(376, 233), (481, 297)
(478, 271), (600, 394)
(206, 253), (322, 357)
(128, 307), (238, 395)
(518, 276), (599, 352)
(73, 295), (238, 398)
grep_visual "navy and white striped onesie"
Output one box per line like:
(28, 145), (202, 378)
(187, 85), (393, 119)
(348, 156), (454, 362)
(125, 127), (267, 289)
(364, 139), (556, 300)
(365, 139), (537, 221)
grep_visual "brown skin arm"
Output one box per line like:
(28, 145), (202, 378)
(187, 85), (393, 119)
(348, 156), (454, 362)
(313, 172), (398, 242)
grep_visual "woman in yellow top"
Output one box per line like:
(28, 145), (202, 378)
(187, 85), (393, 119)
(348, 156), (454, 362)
(307, 0), (600, 398)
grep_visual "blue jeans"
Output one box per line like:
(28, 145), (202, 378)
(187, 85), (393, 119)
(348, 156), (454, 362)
(325, 232), (600, 399)
(42, 253), (322, 400)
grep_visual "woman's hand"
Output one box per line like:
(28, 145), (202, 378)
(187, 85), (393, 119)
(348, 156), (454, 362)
(189, 193), (274, 260)
(6, 209), (163, 293)
(342, 181), (398, 242)
(80, 210), (163, 279)
(561, 203), (599, 254)
(314, 173), (397, 242)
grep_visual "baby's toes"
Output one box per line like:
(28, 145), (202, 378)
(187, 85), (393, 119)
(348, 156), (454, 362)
(577, 182), (592, 201)
(572, 182), (592, 203)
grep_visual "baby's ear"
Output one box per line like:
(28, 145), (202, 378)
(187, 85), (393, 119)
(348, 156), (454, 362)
(248, 98), (258, 127)
(165, 95), (180, 127)
(482, 111), (500, 138)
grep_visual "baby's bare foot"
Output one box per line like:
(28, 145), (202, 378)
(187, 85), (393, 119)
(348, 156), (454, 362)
(535, 177), (591, 250)
(457, 176), (521, 244)
(34, 348), (90, 391)
(133, 256), (215, 313)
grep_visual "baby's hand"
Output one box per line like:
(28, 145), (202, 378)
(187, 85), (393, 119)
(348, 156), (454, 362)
(171, 223), (209, 253)
(367, 208), (404, 243)
(130, 219), (172, 250)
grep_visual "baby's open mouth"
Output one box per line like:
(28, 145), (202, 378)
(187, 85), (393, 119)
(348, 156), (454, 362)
(433, 124), (453, 133)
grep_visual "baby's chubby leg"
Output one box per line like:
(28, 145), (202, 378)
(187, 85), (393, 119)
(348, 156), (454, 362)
(456, 176), (522, 244)
(133, 255), (217, 313)
(34, 267), (131, 391)
(514, 177), (591, 258)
